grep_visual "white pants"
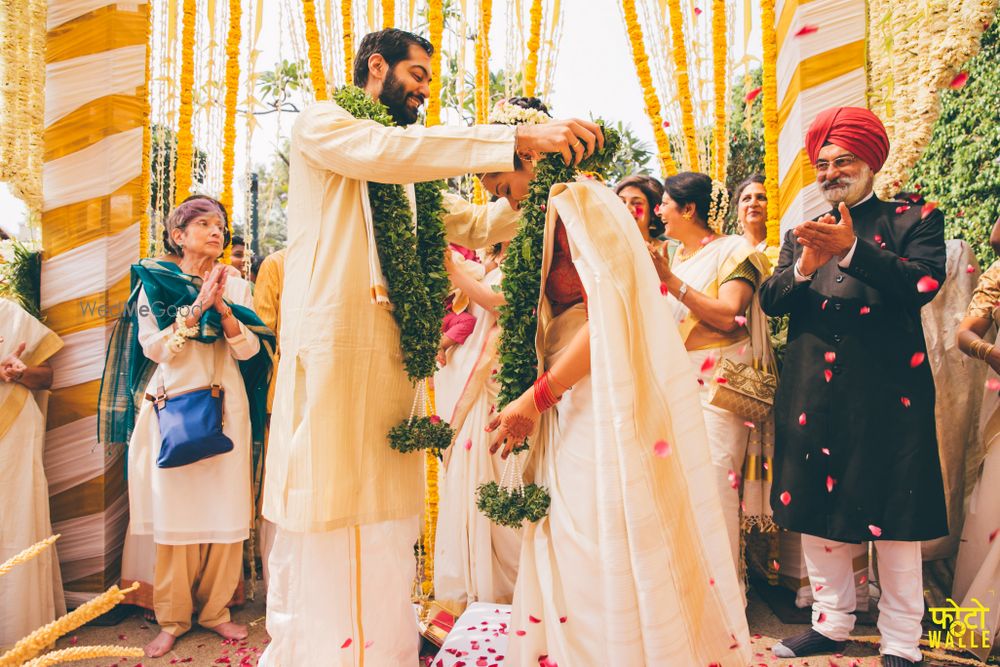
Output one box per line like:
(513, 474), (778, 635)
(803, 534), (923, 662)
(258, 517), (421, 667)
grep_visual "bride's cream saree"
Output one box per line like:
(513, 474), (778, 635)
(508, 181), (750, 666)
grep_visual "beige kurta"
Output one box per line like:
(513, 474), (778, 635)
(261, 101), (519, 532)
(0, 299), (65, 650)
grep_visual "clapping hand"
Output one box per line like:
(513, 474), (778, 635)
(0, 342), (27, 383)
(795, 202), (856, 261)
(647, 242), (672, 283)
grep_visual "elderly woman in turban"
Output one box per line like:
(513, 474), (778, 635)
(759, 106), (947, 667)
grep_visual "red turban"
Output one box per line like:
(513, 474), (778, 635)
(806, 107), (890, 173)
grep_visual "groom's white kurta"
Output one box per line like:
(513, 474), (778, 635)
(260, 101), (519, 666)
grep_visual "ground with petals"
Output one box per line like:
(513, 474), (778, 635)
(46, 587), (971, 666)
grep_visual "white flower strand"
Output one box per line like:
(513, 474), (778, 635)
(167, 306), (200, 353)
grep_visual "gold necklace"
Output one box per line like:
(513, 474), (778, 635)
(678, 234), (716, 260)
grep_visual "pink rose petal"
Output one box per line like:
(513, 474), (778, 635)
(559, 616), (567, 623)
(909, 352), (925, 368)
(874, 234), (883, 243)
(528, 615), (541, 623)
(895, 205), (910, 214)
(987, 378), (1000, 392)
(798, 413), (807, 426)
(728, 470), (741, 489)
(967, 264), (976, 274)
(821, 299), (829, 310)
(794, 24), (819, 37)
(515, 630), (526, 636)
(700, 354), (717, 374)
(734, 315), (747, 326)
(341, 638), (353, 649)
(989, 528), (998, 544)
(824, 351), (836, 363)
(824, 369), (833, 383)
(822, 447), (830, 455)
(860, 306), (871, 315)
(826, 475), (835, 493)
(659, 282), (669, 296)
(744, 87), (762, 103)
(818, 612), (827, 623)
(868, 524), (883, 537)
(464, 439), (473, 450)
(901, 396), (911, 408)
(921, 201), (939, 218)
(916, 275), (939, 293)
(779, 490), (792, 506)
(653, 439), (672, 457)
(949, 71), (969, 89)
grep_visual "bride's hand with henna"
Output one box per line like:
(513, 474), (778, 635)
(485, 390), (540, 459)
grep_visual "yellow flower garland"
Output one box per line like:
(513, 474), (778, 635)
(0, 0), (46, 214)
(523, 0), (543, 98)
(711, 0), (728, 183)
(622, 0), (678, 176)
(382, 0), (394, 28)
(342, 0), (354, 84)
(140, 2), (153, 258)
(304, 0), (329, 101)
(220, 0), (242, 265)
(425, 0), (444, 126)
(473, 0), (494, 204)
(173, 0), (198, 207)
(666, 0), (700, 173)
(0, 535), (58, 577)
(760, 0), (780, 245)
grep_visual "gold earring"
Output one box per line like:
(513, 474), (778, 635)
(682, 211), (693, 220)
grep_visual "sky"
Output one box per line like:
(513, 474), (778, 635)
(0, 0), (762, 238)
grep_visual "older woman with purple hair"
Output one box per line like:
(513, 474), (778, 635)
(99, 198), (274, 657)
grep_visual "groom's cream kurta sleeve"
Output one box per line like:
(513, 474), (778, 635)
(263, 101), (517, 533)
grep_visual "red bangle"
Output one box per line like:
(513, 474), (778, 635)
(533, 372), (561, 413)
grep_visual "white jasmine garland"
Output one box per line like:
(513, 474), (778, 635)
(488, 99), (551, 126)
(167, 306), (200, 353)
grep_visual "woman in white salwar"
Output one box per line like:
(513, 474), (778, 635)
(650, 172), (771, 596)
(480, 166), (751, 665)
(434, 244), (521, 610)
(100, 199), (274, 658)
(0, 298), (65, 650)
(953, 261), (1000, 663)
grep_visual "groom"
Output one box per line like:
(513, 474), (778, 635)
(259, 28), (603, 666)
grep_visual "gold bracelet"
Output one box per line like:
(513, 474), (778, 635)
(971, 339), (995, 361)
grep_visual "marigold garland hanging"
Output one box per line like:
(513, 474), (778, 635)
(173, 0), (198, 206)
(302, 0), (329, 100)
(666, 0), (700, 172)
(523, 0), (543, 97)
(140, 1), (153, 258)
(711, 0), (728, 183)
(473, 0), (494, 203)
(621, 0), (678, 176)
(342, 0), (354, 84)
(425, 0), (444, 125)
(219, 0), (242, 264)
(760, 0), (780, 245)
(382, 0), (394, 28)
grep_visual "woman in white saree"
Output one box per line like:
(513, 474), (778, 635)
(434, 244), (522, 609)
(480, 168), (751, 666)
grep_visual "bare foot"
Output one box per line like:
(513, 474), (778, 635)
(144, 631), (176, 657)
(208, 621), (248, 641)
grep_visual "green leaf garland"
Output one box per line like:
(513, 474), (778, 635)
(476, 481), (552, 528)
(331, 86), (449, 381)
(495, 124), (622, 408)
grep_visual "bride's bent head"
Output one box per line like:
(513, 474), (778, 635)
(478, 96), (552, 210)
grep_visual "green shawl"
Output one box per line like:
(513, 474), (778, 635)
(98, 258), (275, 494)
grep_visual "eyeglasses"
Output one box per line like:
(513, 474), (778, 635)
(814, 154), (858, 173)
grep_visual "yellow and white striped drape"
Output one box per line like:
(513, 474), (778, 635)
(41, 0), (149, 607)
(775, 0), (867, 236)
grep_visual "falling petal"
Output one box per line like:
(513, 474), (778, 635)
(341, 639), (353, 649)
(515, 630), (526, 636)
(967, 264), (976, 274)
(662, 120), (671, 128)
(868, 524), (883, 537)
(822, 448), (830, 455)
(538, 656), (559, 667)
(653, 440), (673, 457)
(987, 378), (1000, 392)
(916, 275), (939, 293)
(910, 352), (925, 368)
(895, 205), (910, 214)
(559, 616), (567, 623)
(859, 574), (868, 584)
(860, 306), (871, 315)
(772, 559), (781, 572)
(949, 71), (969, 89)
(660, 282), (669, 296)
(824, 351), (836, 363)
(694, 6), (703, 14)
(365, 641), (374, 649)
(921, 201), (939, 218)
(429, 415), (442, 424)
(780, 490), (792, 506)
(716, 377), (728, 385)
(744, 87), (762, 103)
(901, 396), (911, 408)
(700, 354), (717, 374)
(818, 612), (827, 623)
(825, 546), (834, 553)
(824, 369), (833, 383)
(821, 299), (829, 310)
(815, 584), (824, 592)
(743, 421), (756, 429)
(709, 577), (715, 585)
(734, 315), (747, 326)
(874, 234), (883, 243)
(826, 476), (835, 492)
(989, 528), (998, 544)
(798, 413), (807, 426)
(528, 615), (542, 623)
(728, 470), (741, 489)
(465, 439), (473, 450)
(794, 24), (819, 37)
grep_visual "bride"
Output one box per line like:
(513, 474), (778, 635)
(479, 101), (751, 666)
